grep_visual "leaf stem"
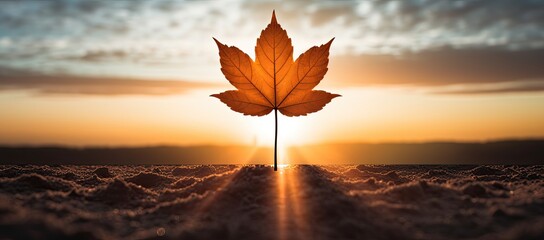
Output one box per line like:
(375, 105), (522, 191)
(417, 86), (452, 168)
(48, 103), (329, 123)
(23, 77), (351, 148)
(274, 108), (278, 171)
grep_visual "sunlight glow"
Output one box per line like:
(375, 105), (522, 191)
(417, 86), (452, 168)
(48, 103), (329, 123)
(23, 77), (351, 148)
(251, 114), (308, 165)
(250, 114), (306, 147)
(275, 166), (311, 239)
(271, 164), (290, 173)
(3, 88), (544, 147)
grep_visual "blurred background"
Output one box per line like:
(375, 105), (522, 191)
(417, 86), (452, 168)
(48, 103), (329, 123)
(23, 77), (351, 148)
(1, 0), (543, 164)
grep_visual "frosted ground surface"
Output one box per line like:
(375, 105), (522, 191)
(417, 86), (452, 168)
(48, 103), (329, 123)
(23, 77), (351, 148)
(0, 165), (543, 240)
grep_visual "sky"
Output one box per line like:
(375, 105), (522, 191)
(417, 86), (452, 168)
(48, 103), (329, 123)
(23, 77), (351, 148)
(1, 0), (544, 147)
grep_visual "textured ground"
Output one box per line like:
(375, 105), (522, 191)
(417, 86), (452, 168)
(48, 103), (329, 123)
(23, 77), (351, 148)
(0, 165), (543, 240)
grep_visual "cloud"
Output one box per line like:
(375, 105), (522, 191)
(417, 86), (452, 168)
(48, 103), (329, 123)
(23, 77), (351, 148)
(240, 0), (544, 52)
(328, 47), (544, 92)
(2, 0), (543, 59)
(0, 66), (218, 96)
(1, 0), (543, 93)
(73, 49), (128, 62)
(433, 81), (544, 95)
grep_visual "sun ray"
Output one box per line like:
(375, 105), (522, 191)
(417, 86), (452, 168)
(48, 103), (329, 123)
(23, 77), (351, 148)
(276, 164), (288, 240)
(175, 145), (271, 234)
(287, 166), (311, 238)
(173, 166), (242, 233)
(275, 165), (312, 239)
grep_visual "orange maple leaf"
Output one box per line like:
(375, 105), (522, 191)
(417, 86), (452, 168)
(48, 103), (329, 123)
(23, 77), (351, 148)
(211, 11), (340, 170)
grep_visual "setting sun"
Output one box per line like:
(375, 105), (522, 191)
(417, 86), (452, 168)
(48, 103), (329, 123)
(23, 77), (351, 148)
(250, 115), (307, 147)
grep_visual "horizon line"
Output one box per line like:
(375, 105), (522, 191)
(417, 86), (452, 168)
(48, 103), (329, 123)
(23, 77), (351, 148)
(1, 137), (543, 149)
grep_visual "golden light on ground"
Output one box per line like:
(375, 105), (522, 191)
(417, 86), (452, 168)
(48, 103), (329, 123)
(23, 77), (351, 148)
(275, 165), (311, 240)
(277, 164), (287, 240)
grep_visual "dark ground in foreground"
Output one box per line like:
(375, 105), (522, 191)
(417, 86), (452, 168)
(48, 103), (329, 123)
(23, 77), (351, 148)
(0, 165), (543, 240)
